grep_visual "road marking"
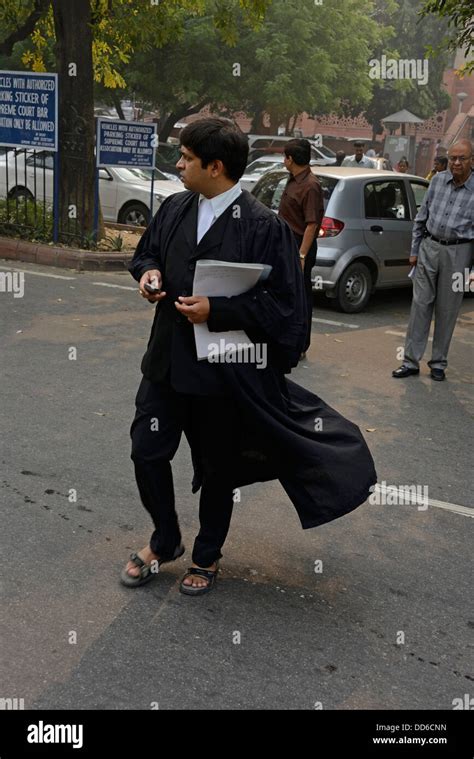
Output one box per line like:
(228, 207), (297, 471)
(385, 329), (433, 342)
(92, 282), (136, 291)
(0, 266), (76, 280)
(375, 483), (474, 518)
(312, 317), (359, 329)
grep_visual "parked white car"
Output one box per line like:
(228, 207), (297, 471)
(240, 155), (287, 191)
(0, 149), (183, 226)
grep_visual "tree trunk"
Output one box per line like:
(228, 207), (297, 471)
(159, 100), (209, 142)
(289, 113), (298, 134)
(159, 111), (180, 142)
(110, 91), (125, 121)
(52, 0), (97, 245)
(250, 108), (265, 133)
(269, 113), (281, 134)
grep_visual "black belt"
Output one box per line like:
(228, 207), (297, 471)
(425, 232), (472, 246)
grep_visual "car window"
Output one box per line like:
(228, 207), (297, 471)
(246, 160), (281, 176)
(314, 175), (339, 210)
(315, 145), (335, 159)
(114, 166), (154, 182)
(157, 144), (181, 163)
(26, 152), (54, 169)
(410, 181), (428, 212)
(251, 139), (272, 149)
(271, 176), (290, 210)
(252, 173), (287, 209)
(364, 180), (409, 220)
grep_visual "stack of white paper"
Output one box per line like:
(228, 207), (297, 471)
(192, 259), (272, 361)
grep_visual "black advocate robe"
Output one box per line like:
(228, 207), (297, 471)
(129, 188), (377, 530)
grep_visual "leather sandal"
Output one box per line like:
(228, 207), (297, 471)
(120, 543), (185, 588)
(179, 563), (219, 596)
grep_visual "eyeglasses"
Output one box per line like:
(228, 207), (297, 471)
(447, 156), (472, 163)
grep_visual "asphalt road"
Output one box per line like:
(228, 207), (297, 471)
(1, 259), (473, 711)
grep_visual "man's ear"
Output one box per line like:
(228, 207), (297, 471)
(211, 159), (225, 177)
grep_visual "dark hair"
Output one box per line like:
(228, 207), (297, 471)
(284, 138), (311, 166)
(179, 118), (249, 181)
(353, 141), (365, 148)
(434, 155), (448, 169)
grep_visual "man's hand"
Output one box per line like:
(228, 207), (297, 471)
(409, 256), (417, 266)
(139, 269), (166, 303)
(300, 256), (305, 271)
(175, 295), (210, 323)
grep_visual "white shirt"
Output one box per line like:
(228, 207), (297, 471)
(342, 154), (377, 169)
(197, 182), (242, 243)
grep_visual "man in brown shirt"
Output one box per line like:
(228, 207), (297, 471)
(278, 139), (324, 358)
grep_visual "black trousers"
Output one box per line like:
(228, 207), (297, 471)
(294, 234), (317, 353)
(130, 377), (239, 567)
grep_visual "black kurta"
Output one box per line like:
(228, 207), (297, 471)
(129, 188), (377, 529)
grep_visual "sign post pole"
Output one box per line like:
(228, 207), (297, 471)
(53, 150), (59, 243)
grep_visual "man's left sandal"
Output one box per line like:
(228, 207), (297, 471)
(179, 564), (219, 596)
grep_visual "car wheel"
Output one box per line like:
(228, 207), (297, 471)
(118, 202), (149, 227)
(8, 187), (34, 201)
(335, 262), (372, 313)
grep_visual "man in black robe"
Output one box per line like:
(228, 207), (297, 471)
(121, 118), (377, 596)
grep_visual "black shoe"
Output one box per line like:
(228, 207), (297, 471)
(430, 368), (445, 382)
(392, 365), (419, 378)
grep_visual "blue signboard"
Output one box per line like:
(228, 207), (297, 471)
(0, 70), (58, 150)
(97, 118), (157, 168)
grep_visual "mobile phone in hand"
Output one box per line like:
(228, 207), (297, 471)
(144, 282), (161, 294)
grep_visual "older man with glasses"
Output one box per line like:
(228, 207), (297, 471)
(392, 139), (473, 382)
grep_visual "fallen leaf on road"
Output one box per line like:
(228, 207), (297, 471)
(93, 412), (106, 416)
(334, 338), (343, 342)
(16, 330), (22, 334)
(366, 428), (377, 432)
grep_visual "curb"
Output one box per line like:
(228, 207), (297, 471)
(0, 235), (133, 272)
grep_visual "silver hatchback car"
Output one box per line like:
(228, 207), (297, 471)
(252, 166), (429, 312)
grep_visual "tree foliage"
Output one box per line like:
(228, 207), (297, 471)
(361, 0), (452, 138)
(420, 0), (474, 75)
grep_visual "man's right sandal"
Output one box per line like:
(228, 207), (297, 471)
(120, 543), (185, 588)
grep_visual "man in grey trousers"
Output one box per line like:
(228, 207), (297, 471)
(393, 139), (473, 382)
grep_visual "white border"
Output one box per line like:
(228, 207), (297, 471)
(0, 70), (58, 152)
(96, 117), (157, 169)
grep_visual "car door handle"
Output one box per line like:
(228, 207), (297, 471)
(370, 225), (384, 233)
